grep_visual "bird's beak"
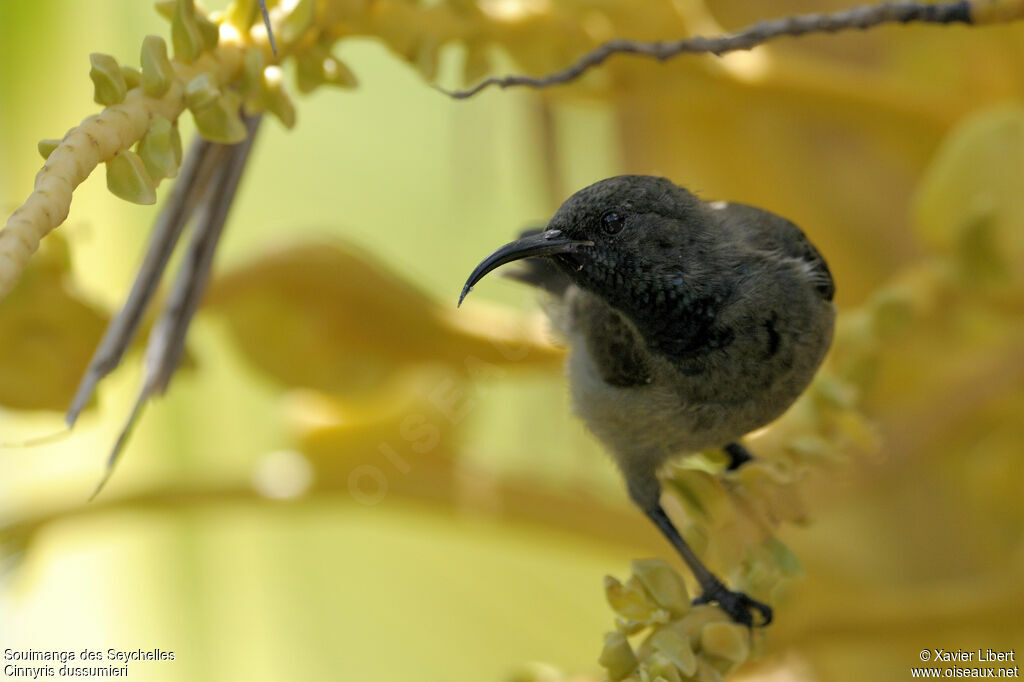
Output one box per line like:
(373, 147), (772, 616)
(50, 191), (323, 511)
(458, 229), (592, 306)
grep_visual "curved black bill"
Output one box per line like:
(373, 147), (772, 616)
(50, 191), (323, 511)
(458, 230), (592, 306)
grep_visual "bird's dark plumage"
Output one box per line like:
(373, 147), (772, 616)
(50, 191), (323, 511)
(459, 175), (836, 627)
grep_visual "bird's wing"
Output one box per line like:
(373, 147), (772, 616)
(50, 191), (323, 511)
(570, 293), (653, 388)
(716, 202), (835, 301)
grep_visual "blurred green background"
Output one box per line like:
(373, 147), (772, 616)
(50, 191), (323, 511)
(1, 1), (1022, 681)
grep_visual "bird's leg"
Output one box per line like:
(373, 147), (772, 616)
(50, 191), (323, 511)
(643, 503), (773, 627)
(722, 442), (755, 471)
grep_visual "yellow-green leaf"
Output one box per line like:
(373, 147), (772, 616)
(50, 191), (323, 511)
(913, 106), (1024, 285)
(0, 236), (107, 412)
(204, 241), (561, 398)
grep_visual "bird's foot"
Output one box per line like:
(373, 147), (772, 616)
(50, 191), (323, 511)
(693, 584), (772, 627)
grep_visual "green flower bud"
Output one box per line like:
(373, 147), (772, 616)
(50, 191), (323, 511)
(197, 12), (220, 50)
(106, 150), (157, 205)
(241, 47), (267, 113)
(296, 46), (359, 93)
(155, 0), (175, 21)
(37, 139), (61, 161)
(631, 559), (690, 617)
(766, 536), (803, 577)
(185, 73), (221, 110)
(120, 65), (142, 89)
(674, 605), (729, 640)
(869, 285), (917, 338)
(698, 622), (749, 664)
(641, 652), (684, 682)
(649, 629), (697, 677)
(225, 0), (259, 34)
(173, 0), (204, 62)
(192, 92), (248, 143)
(787, 433), (835, 462)
(692, 661), (725, 682)
(599, 631), (638, 682)
(605, 575), (657, 621)
(138, 116), (179, 181)
(89, 53), (128, 106)
(280, 0), (315, 45)
(141, 35), (175, 97)
(814, 375), (859, 410)
(170, 121), (183, 167)
(263, 66), (296, 128)
(324, 56), (358, 88)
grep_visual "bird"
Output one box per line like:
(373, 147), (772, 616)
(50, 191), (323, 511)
(458, 175), (835, 627)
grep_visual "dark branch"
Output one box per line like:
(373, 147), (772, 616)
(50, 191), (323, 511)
(439, 0), (991, 99)
(66, 136), (225, 427)
(89, 116), (263, 500)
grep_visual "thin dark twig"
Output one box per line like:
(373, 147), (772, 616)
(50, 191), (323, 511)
(258, 0), (278, 55)
(66, 137), (227, 426)
(90, 115), (263, 500)
(439, 0), (977, 99)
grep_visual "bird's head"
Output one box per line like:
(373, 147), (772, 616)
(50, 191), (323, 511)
(460, 175), (715, 308)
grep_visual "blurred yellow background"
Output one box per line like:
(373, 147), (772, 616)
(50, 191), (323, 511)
(1, 1), (1022, 681)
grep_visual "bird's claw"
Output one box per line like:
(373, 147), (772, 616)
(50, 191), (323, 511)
(693, 586), (773, 628)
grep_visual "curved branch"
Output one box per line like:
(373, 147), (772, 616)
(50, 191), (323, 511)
(440, 0), (1024, 99)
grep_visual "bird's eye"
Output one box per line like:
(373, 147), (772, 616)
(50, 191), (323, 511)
(601, 210), (626, 235)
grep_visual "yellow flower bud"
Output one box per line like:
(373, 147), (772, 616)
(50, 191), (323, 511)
(321, 56), (358, 89)
(698, 622), (749, 664)
(766, 536), (803, 577)
(605, 575), (658, 621)
(280, 0), (315, 45)
(225, 0), (259, 34)
(641, 652), (684, 682)
(813, 375), (858, 410)
(241, 47), (267, 112)
(692, 661), (725, 682)
(674, 605), (729, 640)
(631, 559), (690, 617)
(599, 631), (638, 682)
(296, 46), (359, 93)
(197, 12), (220, 50)
(263, 66), (296, 129)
